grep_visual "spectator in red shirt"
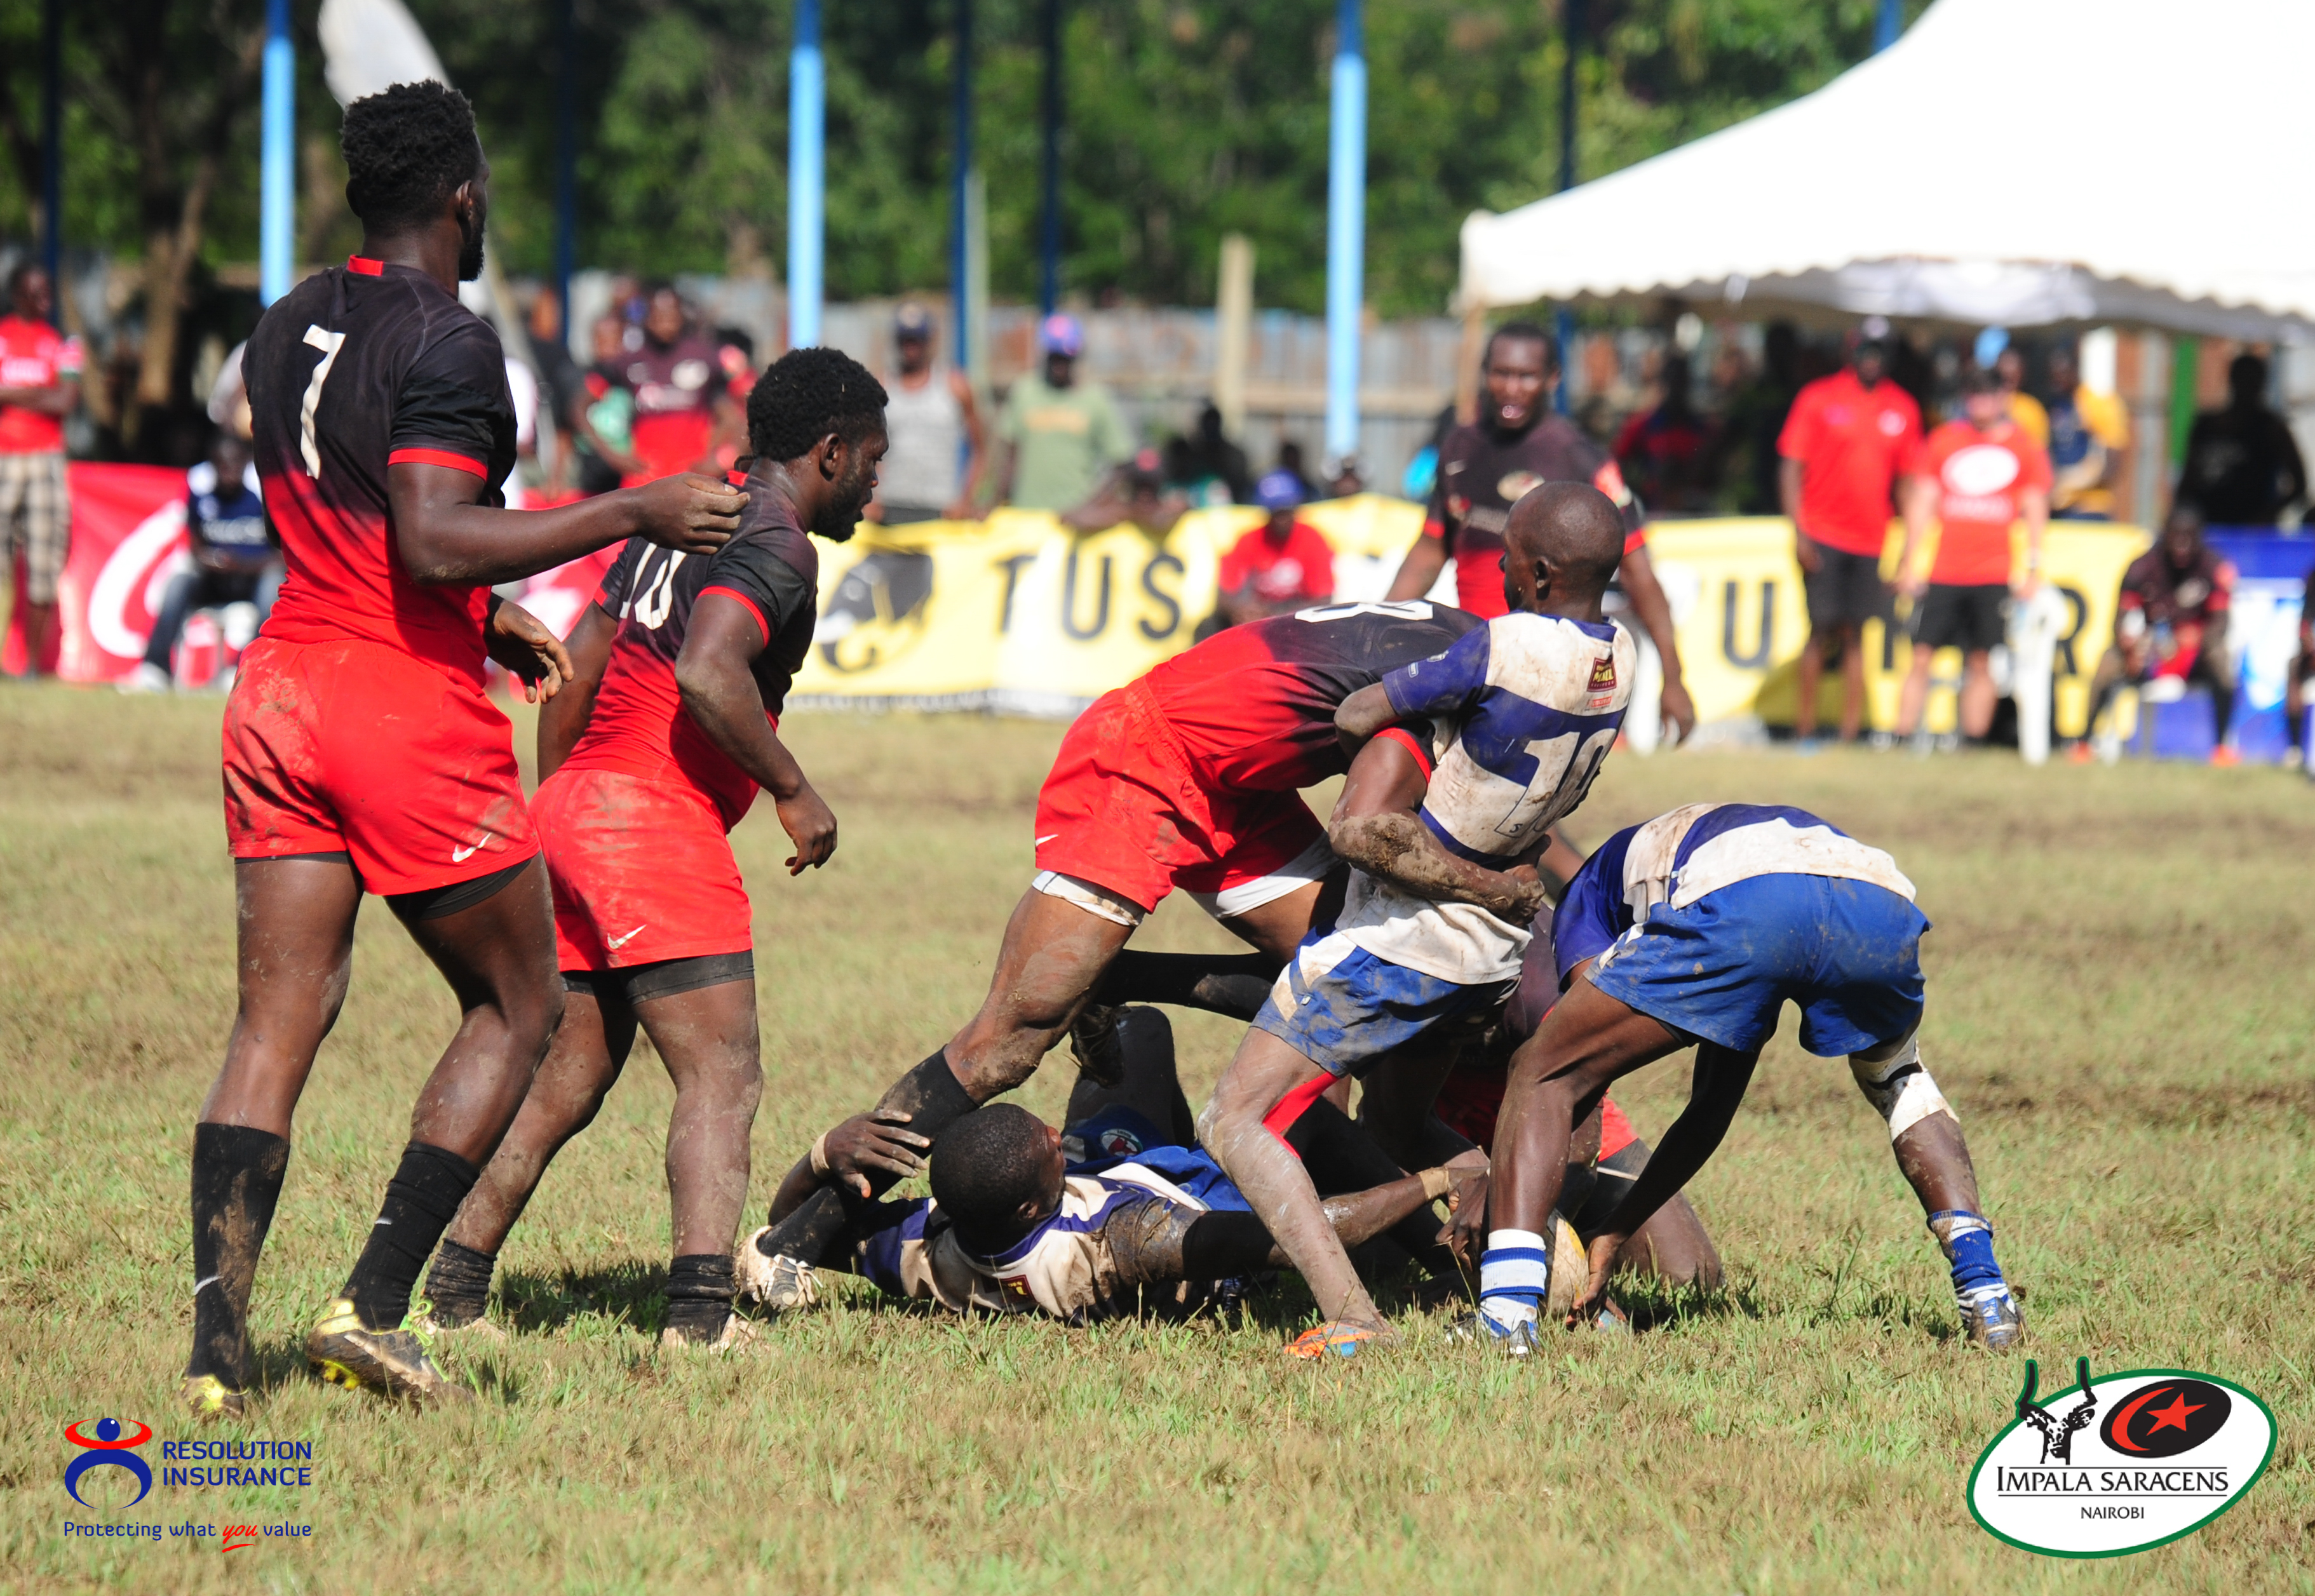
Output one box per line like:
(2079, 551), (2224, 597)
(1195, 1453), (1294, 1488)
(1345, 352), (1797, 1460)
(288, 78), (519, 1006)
(1612, 353), (1716, 514)
(0, 265), (83, 676)
(1777, 326), (1922, 745)
(621, 285), (741, 486)
(1216, 471), (1334, 627)
(1893, 367), (2050, 749)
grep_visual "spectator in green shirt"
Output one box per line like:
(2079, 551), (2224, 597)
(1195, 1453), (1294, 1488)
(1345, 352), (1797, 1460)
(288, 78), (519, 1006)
(996, 314), (1131, 511)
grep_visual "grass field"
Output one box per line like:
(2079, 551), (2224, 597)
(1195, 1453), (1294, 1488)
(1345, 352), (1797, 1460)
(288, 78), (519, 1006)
(2, 684), (2311, 1593)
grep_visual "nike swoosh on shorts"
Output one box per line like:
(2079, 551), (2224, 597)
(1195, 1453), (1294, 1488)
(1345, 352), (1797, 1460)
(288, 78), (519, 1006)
(608, 925), (647, 949)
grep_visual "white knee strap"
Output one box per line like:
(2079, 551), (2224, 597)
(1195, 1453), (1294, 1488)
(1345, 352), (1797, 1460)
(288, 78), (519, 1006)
(1848, 1036), (1956, 1141)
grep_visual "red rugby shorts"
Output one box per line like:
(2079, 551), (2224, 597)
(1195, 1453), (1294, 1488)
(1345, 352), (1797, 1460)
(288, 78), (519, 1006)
(222, 636), (537, 895)
(534, 765), (752, 972)
(1032, 681), (1324, 915)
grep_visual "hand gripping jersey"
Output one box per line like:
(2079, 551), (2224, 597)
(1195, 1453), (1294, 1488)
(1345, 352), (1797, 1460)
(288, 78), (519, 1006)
(1421, 418), (1646, 618)
(1339, 612), (1635, 984)
(1137, 600), (1484, 790)
(245, 257), (517, 687)
(855, 1160), (1229, 1323)
(1555, 802), (1917, 981)
(562, 486), (820, 828)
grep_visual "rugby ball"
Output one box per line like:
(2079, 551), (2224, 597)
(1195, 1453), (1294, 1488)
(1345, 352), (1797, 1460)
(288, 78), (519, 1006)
(1546, 1212), (1589, 1318)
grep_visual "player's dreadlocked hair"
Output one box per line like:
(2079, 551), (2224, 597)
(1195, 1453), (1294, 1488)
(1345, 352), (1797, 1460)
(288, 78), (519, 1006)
(747, 347), (889, 464)
(341, 81), (482, 231)
(929, 1105), (1055, 1252)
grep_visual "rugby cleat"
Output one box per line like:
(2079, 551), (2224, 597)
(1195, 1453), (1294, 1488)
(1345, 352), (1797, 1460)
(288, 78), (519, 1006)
(1067, 1003), (1127, 1088)
(734, 1229), (821, 1313)
(179, 1374), (247, 1422)
(1958, 1283), (2026, 1353)
(305, 1297), (474, 1405)
(1285, 1320), (1396, 1360)
(1448, 1309), (1542, 1357)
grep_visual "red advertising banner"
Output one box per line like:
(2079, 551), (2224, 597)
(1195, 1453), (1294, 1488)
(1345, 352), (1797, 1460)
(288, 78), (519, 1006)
(4, 462), (191, 681)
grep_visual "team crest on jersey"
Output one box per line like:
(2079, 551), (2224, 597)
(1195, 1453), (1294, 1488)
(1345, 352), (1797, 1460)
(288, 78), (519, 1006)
(997, 1273), (1036, 1308)
(1497, 469), (1546, 503)
(1097, 1126), (1146, 1157)
(1586, 653), (1619, 706)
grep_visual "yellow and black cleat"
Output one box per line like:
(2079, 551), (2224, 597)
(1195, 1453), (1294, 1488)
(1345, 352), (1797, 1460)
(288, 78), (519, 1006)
(305, 1297), (473, 1406)
(179, 1374), (248, 1422)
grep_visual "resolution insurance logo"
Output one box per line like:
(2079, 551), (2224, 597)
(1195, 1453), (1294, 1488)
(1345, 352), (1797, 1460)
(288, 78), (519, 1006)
(1968, 1360), (2276, 1557)
(63, 1419), (153, 1508)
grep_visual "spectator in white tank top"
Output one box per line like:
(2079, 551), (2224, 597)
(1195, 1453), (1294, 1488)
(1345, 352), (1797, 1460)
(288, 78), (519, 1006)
(868, 302), (985, 524)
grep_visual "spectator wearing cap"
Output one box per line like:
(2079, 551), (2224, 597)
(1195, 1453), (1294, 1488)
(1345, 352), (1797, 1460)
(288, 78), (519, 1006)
(1214, 471), (1335, 627)
(872, 302), (984, 524)
(0, 264), (81, 678)
(996, 313), (1131, 512)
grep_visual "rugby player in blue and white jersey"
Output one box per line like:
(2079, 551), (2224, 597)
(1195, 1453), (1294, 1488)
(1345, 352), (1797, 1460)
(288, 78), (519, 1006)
(1200, 481), (1635, 1358)
(1455, 801), (2023, 1353)
(764, 1007), (1470, 1324)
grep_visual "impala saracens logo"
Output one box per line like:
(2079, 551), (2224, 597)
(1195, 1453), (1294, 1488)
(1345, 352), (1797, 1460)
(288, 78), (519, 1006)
(1967, 1362), (2274, 1558)
(64, 1418), (154, 1507)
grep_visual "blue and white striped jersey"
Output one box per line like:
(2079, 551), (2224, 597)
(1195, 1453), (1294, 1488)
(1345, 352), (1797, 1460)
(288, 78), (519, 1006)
(1336, 611), (1633, 983)
(1555, 802), (1917, 983)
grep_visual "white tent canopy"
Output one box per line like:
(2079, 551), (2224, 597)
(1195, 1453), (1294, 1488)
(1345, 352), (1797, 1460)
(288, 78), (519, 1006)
(1460, 0), (2315, 340)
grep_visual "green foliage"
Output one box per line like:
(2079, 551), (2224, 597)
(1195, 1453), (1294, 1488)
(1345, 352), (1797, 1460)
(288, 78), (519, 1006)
(1, 0), (1927, 314)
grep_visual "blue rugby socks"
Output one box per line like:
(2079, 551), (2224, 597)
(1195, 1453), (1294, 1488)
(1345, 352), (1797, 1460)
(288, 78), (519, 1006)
(1927, 1209), (2009, 1308)
(1477, 1229), (1550, 1337)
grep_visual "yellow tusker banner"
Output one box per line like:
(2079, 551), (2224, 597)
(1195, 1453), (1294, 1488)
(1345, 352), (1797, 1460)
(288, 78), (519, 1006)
(788, 495), (2147, 738)
(1645, 518), (2149, 739)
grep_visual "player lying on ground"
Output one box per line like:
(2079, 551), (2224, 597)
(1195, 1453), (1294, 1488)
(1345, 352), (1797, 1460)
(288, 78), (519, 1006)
(1363, 918), (1722, 1299)
(413, 349), (888, 1350)
(1200, 481), (1633, 1358)
(1452, 801), (2023, 1354)
(769, 1006), (1520, 1324)
(182, 82), (745, 1416)
(740, 584), (1591, 1302)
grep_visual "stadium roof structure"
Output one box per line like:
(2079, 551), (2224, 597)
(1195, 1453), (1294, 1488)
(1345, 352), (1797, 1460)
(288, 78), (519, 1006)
(1458, 0), (2315, 339)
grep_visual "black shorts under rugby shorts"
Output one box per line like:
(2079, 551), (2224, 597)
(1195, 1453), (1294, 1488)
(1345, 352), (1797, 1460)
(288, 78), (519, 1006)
(1911, 582), (2009, 654)
(1802, 542), (1892, 631)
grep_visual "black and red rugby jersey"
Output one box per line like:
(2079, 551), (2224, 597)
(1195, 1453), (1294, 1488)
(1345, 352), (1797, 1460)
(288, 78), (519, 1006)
(1139, 600), (1483, 791)
(560, 484), (819, 828)
(246, 256), (516, 686)
(1423, 415), (1645, 618)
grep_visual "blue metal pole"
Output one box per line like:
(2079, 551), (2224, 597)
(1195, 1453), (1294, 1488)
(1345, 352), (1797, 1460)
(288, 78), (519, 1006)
(952, 0), (972, 369)
(1875, 0), (1903, 53)
(40, 0), (62, 321)
(1037, 0), (1062, 315)
(788, 0), (825, 349)
(260, 0), (295, 305)
(1323, 0), (1365, 465)
(555, 0), (577, 345)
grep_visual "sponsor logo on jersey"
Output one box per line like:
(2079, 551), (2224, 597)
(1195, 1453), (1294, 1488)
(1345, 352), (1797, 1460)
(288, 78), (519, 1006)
(1943, 442), (2023, 497)
(1967, 1358), (2274, 1558)
(1879, 409), (1910, 436)
(1496, 469), (1546, 502)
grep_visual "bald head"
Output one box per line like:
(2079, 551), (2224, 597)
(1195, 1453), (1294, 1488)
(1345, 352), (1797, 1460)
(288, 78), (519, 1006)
(1501, 481), (1626, 618)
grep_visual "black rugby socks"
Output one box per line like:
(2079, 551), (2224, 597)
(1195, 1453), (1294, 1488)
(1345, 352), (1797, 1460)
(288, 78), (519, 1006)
(343, 1142), (481, 1332)
(420, 1238), (497, 1327)
(663, 1254), (737, 1341)
(186, 1123), (291, 1390)
(1096, 950), (1282, 1021)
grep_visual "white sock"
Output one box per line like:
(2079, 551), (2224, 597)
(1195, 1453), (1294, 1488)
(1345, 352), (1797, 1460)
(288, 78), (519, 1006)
(1479, 1228), (1549, 1328)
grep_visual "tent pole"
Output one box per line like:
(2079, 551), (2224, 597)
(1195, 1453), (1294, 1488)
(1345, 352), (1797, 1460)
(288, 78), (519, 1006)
(1875, 0), (1903, 53)
(39, 0), (61, 321)
(1039, 0), (1063, 315)
(1554, 0), (1581, 414)
(260, 0), (294, 306)
(788, 0), (825, 349)
(952, 0), (973, 379)
(1324, 0), (1366, 468)
(555, 0), (577, 347)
